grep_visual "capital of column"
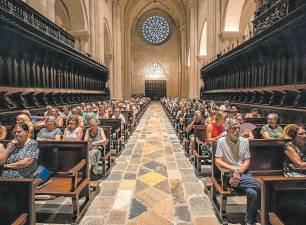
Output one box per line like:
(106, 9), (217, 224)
(219, 31), (243, 42)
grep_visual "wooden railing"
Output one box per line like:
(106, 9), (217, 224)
(0, 0), (75, 48)
(200, 0), (306, 92)
(0, 0), (110, 112)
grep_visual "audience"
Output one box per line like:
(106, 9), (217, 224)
(0, 122), (7, 140)
(84, 117), (107, 179)
(51, 107), (64, 127)
(220, 100), (231, 112)
(283, 125), (306, 177)
(206, 111), (226, 144)
(61, 106), (72, 120)
(215, 119), (259, 225)
(71, 107), (84, 127)
(261, 113), (283, 139)
(245, 108), (260, 118)
(16, 114), (34, 138)
(44, 105), (53, 117)
(112, 107), (126, 129)
(63, 115), (83, 141)
(0, 123), (39, 178)
(37, 117), (62, 141)
(97, 105), (109, 119)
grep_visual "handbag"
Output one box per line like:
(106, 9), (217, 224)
(33, 165), (51, 184)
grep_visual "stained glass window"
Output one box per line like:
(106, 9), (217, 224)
(142, 16), (170, 45)
(145, 61), (166, 79)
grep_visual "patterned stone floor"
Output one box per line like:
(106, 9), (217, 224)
(80, 102), (220, 225)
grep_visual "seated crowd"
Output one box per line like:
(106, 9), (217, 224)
(162, 97), (306, 225)
(0, 97), (150, 180)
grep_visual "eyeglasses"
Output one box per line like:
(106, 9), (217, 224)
(297, 132), (306, 135)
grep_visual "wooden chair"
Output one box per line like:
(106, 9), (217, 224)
(99, 119), (123, 156)
(100, 126), (115, 177)
(35, 140), (91, 223)
(208, 139), (290, 225)
(192, 125), (209, 177)
(0, 178), (38, 225)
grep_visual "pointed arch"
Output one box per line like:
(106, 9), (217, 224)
(145, 61), (166, 79)
(224, 0), (244, 32)
(199, 20), (207, 56)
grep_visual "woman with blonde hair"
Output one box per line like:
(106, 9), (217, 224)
(51, 107), (64, 127)
(15, 114), (34, 138)
(97, 105), (109, 119)
(71, 107), (84, 127)
(63, 115), (83, 141)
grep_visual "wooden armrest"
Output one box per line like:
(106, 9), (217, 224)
(11, 213), (28, 225)
(268, 212), (285, 225)
(211, 177), (231, 195)
(56, 159), (86, 177)
(69, 159), (86, 175)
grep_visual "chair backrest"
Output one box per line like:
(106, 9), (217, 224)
(99, 118), (122, 136)
(194, 125), (206, 142)
(0, 178), (36, 225)
(37, 140), (88, 177)
(245, 117), (267, 124)
(212, 138), (290, 178)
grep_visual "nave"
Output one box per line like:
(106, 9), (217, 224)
(78, 102), (218, 225)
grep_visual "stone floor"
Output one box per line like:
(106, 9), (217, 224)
(80, 102), (219, 225)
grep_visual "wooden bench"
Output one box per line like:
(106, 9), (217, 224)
(0, 178), (38, 225)
(208, 139), (290, 225)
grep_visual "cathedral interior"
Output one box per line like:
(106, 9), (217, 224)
(0, 0), (305, 225)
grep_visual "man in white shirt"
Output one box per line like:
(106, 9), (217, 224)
(215, 119), (259, 225)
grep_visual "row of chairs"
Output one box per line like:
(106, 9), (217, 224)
(161, 99), (306, 225)
(0, 99), (150, 225)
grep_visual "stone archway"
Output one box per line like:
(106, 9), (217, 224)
(223, 0), (245, 32)
(122, 0), (187, 98)
(55, 0), (89, 52)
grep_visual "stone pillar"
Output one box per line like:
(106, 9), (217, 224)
(94, 0), (104, 63)
(188, 0), (198, 98)
(89, 0), (96, 58)
(179, 25), (187, 97)
(112, 1), (122, 98)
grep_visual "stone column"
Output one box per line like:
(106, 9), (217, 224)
(112, 1), (122, 98)
(94, 0), (104, 63)
(179, 25), (187, 97)
(89, 0), (96, 58)
(188, 0), (198, 98)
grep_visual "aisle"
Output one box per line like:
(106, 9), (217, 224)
(80, 102), (218, 225)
